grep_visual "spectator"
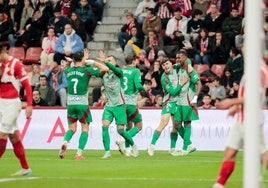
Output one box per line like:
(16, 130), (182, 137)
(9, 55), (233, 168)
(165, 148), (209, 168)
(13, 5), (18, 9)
(186, 9), (203, 43)
(143, 79), (154, 105)
(34, 74), (56, 106)
(53, 23), (84, 65)
(142, 8), (162, 36)
(54, 0), (76, 17)
(202, 3), (225, 38)
(40, 26), (58, 73)
(198, 93), (215, 109)
(3, 0), (23, 31)
(225, 46), (244, 82)
(193, 0), (209, 17)
(124, 26), (144, 56)
(45, 61), (67, 106)
(205, 0), (229, 17)
(145, 59), (163, 96)
(48, 4), (68, 37)
(153, 94), (163, 107)
(193, 27), (212, 65)
(221, 7), (243, 47)
(154, 0), (173, 29)
(28, 63), (41, 89)
(219, 68), (235, 95)
(169, 0), (193, 17)
(35, 0), (53, 22)
(197, 84), (210, 107)
(228, 0), (244, 16)
(143, 29), (164, 62)
(164, 7), (188, 48)
(156, 50), (166, 62)
(19, 0), (34, 32)
(0, 11), (15, 47)
(136, 49), (151, 84)
(69, 11), (87, 41)
(117, 11), (141, 51)
(135, 0), (156, 25)
(32, 89), (48, 106)
(93, 86), (107, 108)
(17, 10), (47, 48)
(209, 76), (226, 105)
(210, 31), (231, 64)
(76, 0), (97, 42)
(228, 80), (239, 98)
(137, 90), (151, 107)
(89, 0), (106, 25)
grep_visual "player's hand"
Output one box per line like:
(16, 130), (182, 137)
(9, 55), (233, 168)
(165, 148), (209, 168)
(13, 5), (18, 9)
(180, 75), (189, 86)
(98, 50), (106, 62)
(84, 48), (90, 60)
(25, 106), (33, 119)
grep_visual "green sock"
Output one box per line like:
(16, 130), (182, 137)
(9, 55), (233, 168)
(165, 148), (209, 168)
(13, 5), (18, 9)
(175, 125), (185, 139)
(78, 132), (88, 150)
(183, 124), (192, 150)
(64, 130), (74, 142)
(170, 132), (178, 149)
(128, 126), (140, 137)
(117, 128), (134, 146)
(102, 126), (110, 151)
(151, 130), (161, 145)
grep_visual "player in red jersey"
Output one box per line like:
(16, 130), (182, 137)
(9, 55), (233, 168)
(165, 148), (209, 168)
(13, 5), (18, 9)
(212, 62), (268, 188)
(0, 44), (33, 176)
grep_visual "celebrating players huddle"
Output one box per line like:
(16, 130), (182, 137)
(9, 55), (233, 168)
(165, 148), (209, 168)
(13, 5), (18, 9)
(57, 49), (200, 160)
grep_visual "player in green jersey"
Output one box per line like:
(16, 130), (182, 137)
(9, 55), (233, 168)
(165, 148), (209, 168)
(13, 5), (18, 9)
(115, 54), (145, 156)
(147, 57), (189, 156)
(98, 52), (138, 158)
(174, 50), (200, 156)
(59, 49), (108, 160)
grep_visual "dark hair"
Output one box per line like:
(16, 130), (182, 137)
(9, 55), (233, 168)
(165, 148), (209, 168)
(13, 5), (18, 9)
(230, 47), (240, 56)
(73, 51), (84, 62)
(192, 9), (203, 17)
(147, 8), (156, 15)
(176, 50), (188, 57)
(125, 53), (136, 65)
(39, 74), (48, 81)
(160, 57), (169, 65)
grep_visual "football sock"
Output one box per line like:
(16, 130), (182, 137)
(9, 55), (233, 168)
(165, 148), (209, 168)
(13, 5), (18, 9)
(128, 126), (140, 137)
(151, 130), (161, 145)
(117, 128), (134, 146)
(78, 132), (88, 150)
(175, 125), (185, 139)
(76, 149), (82, 156)
(64, 130), (74, 142)
(0, 138), (7, 158)
(216, 160), (235, 185)
(12, 141), (29, 169)
(170, 132), (178, 149)
(102, 126), (110, 151)
(183, 123), (192, 150)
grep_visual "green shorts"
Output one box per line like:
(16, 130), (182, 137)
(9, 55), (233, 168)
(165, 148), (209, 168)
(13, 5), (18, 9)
(67, 105), (92, 124)
(174, 105), (199, 122)
(161, 101), (177, 115)
(125, 104), (142, 123)
(102, 105), (127, 125)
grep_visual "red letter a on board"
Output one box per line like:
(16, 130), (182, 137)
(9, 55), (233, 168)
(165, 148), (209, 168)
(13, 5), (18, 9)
(47, 117), (66, 143)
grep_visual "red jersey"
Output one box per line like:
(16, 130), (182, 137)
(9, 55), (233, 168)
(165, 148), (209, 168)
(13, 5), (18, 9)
(237, 63), (268, 123)
(0, 56), (32, 106)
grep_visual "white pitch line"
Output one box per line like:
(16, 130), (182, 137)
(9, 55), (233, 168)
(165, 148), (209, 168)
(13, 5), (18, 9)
(0, 177), (40, 183)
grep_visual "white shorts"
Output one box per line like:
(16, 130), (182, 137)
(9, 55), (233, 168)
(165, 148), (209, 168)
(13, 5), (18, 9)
(226, 122), (266, 154)
(0, 98), (21, 134)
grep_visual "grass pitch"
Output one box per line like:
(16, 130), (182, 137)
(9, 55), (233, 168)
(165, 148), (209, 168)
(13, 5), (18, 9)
(0, 149), (267, 188)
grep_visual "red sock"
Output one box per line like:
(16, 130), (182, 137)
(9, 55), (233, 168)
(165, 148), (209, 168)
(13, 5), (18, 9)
(12, 141), (29, 169)
(216, 160), (235, 185)
(0, 139), (7, 158)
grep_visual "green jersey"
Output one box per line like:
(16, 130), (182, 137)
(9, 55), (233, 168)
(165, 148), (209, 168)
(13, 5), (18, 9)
(65, 66), (100, 105)
(122, 66), (144, 105)
(103, 62), (124, 107)
(161, 68), (179, 105)
(175, 66), (199, 106)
